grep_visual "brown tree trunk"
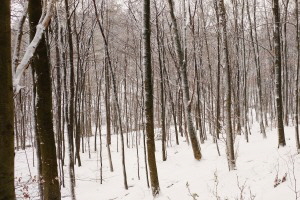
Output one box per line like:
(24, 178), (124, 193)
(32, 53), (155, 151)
(0, 1), (15, 199)
(28, 0), (61, 199)
(272, 0), (286, 147)
(143, 0), (160, 196)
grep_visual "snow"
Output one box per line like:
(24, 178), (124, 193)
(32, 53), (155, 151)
(13, 0), (55, 94)
(15, 121), (300, 200)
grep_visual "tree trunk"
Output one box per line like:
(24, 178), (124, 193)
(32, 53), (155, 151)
(167, 0), (202, 160)
(28, 0), (61, 199)
(214, 0), (221, 140)
(294, 0), (300, 153)
(154, 1), (167, 161)
(143, 0), (160, 196)
(272, 0), (286, 147)
(246, 0), (266, 138)
(64, 0), (76, 198)
(0, 1), (15, 199)
(218, 0), (236, 170)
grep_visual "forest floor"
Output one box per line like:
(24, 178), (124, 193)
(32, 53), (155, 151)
(15, 120), (300, 200)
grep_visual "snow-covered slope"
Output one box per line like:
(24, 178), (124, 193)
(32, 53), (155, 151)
(15, 122), (300, 200)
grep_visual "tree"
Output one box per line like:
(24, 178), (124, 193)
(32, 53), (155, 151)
(214, 0), (222, 141)
(0, 0), (15, 199)
(92, 0), (128, 190)
(13, 0), (55, 93)
(64, 0), (76, 198)
(28, 0), (61, 199)
(294, 0), (300, 153)
(143, 0), (160, 196)
(218, 0), (236, 170)
(272, 0), (286, 147)
(246, 0), (266, 138)
(154, 0), (167, 161)
(167, 0), (202, 160)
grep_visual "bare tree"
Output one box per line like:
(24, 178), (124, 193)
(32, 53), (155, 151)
(64, 0), (76, 198)
(272, 0), (286, 147)
(143, 0), (160, 196)
(13, 0), (56, 93)
(28, 0), (61, 199)
(218, 0), (236, 170)
(167, 0), (202, 160)
(294, 0), (300, 153)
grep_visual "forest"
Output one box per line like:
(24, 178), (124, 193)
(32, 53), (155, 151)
(0, 0), (300, 199)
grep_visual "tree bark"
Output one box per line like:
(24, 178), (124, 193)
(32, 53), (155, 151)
(28, 0), (61, 199)
(64, 0), (76, 198)
(294, 0), (300, 153)
(246, 0), (266, 138)
(272, 0), (286, 147)
(0, 0), (15, 199)
(218, 0), (236, 170)
(143, 0), (160, 196)
(167, 0), (202, 160)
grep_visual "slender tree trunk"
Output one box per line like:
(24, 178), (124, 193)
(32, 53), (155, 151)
(214, 0), (221, 140)
(241, 0), (249, 142)
(92, 0), (128, 189)
(64, 0), (76, 198)
(143, 0), (160, 196)
(272, 0), (286, 147)
(167, 0), (202, 160)
(294, 0), (300, 153)
(246, 0), (266, 138)
(154, 1), (167, 161)
(54, 11), (64, 188)
(283, 0), (290, 126)
(218, 0), (236, 170)
(232, 0), (242, 135)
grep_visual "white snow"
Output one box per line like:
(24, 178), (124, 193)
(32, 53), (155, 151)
(15, 121), (300, 200)
(13, 0), (56, 94)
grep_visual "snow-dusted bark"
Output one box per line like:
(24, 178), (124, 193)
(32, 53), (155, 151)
(294, 0), (300, 152)
(167, 0), (202, 160)
(92, 0), (129, 191)
(63, 0), (76, 199)
(13, 0), (56, 94)
(12, 2), (28, 73)
(272, 0), (286, 147)
(27, 0), (61, 198)
(246, 0), (266, 138)
(218, 0), (236, 170)
(143, 0), (160, 196)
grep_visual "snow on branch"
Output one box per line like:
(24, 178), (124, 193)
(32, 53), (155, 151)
(13, 0), (56, 94)
(12, 2), (28, 73)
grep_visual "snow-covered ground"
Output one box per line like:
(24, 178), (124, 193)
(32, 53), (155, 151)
(15, 121), (300, 200)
